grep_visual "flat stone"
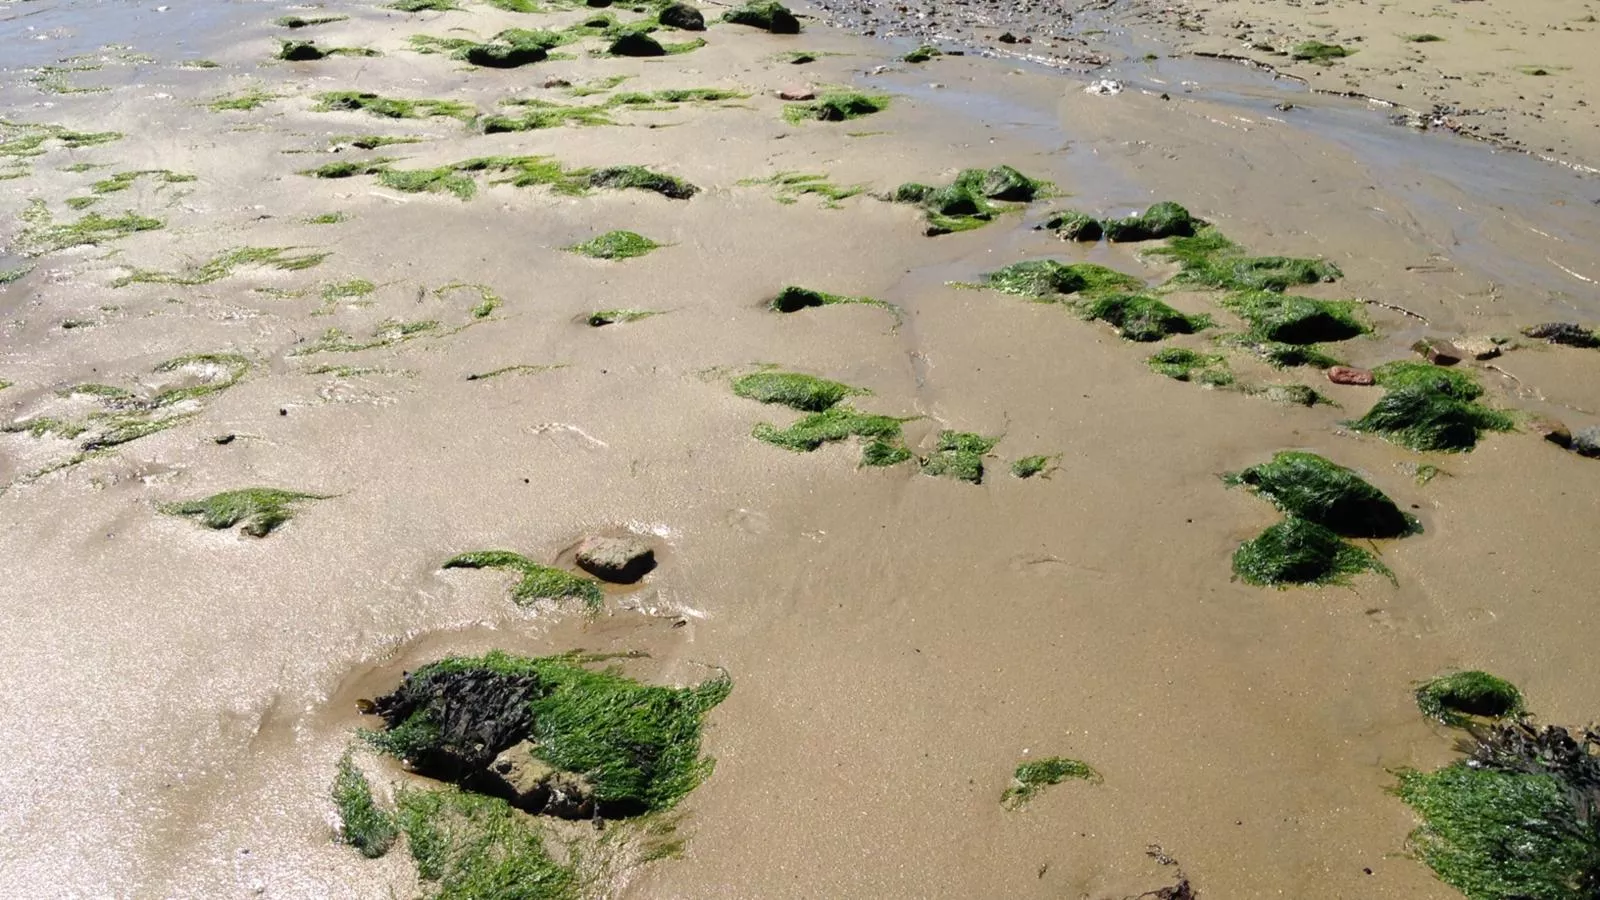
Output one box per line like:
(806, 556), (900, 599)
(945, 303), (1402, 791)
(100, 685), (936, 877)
(1529, 416), (1572, 448)
(778, 86), (815, 101)
(1456, 336), (1503, 360)
(575, 535), (656, 583)
(486, 740), (558, 807)
(1327, 366), (1375, 386)
(1412, 338), (1463, 366)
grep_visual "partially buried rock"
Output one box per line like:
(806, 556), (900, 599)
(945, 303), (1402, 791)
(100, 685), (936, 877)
(608, 32), (664, 56)
(1522, 322), (1600, 348)
(722, 0), (800, 33)
(576, 535), (656, 583)
(1042, 210), (1102, 242)
(778, 86), (815, 101)
(1456, 336), (1502, 360)
(1327, 365), (1374, 386)
(1412, 337), (1462, 366)
(483, 740), (596, 819)
(278, 40), (327, 61)
(1528, 415), (1572, 448)
(1573, 425), (1600, 458)
(657, 1), (705, 30)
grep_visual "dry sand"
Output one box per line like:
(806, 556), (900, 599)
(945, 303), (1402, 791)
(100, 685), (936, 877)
(0, 0), (1598, 898)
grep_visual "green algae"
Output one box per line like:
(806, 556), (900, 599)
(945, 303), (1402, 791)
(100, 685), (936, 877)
(1395, 761), (1598, 900)
(482, 100), (615, 132)
(314, 91), (476, 121)
(208, 88), (281, 111)
(1079, 293), (1211, 342)
(277, 40), (382, 61)
(277, 14), (349, 27)
(985, 260), (1142, 299)
(161, 488), (328, 537)
(1226, 451), (1415, 538)
(18, 202), (163, 254)
(753, 406), (911, 464)
(586, 309), (659, 327)
(409, 29), (562, 67)
(569, 230), (661, 260)
(889, 165), (1047, 235)
(740, 171), (864, 207)
(378, 166), (479, 199)
(1001, 757), (1100, 810)
(782, 91), (888, 124)
(442, 551), (603, 609)
(920, 430), (998, 484)
(767, 285), (892, 316)
(1220, 335), (1345, 369)
(0, 266), (32, 285)
(903, 45), (941, 63)
(332, 752), (397, 859)
(389, 0), (460, 9)
(1349, 366), (1514, 453)
(1148, 227), (1343, 293)
(1102, 201), (1201, 242)
(1040, 209), (1103, 242)
(1147, 347), (1233, 386)
(733, 371), (862, 411)
(1232, 517), (1393, 587)
(723, 0), (800, 33)
(391, 787), (576, 899)
(90, 169), (195, 194)
(306, 212), (349, 225)
(1010, 454), (1059, 479)
(1416, 671), (1524, 726)
(1255, 383), (1332, 407)
(1292, 41), (1354, 62)
(0, 121), (122, 159)
(114, 246), (329, 287)
(368, 650), (730, 816)
(587, 164), (698, 198)
(293, 321), (439, 355)
(1219, 291), (1367, 344)
(466, 364), (562, 380)
(65, 197), (99, 210)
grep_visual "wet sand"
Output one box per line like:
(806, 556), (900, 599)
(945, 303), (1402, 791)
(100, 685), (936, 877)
(1, 0), (1599, 898)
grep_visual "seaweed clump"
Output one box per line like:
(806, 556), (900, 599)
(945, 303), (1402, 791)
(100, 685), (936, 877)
(1395, 719), (1600, 900)
(1147, 348), (1233, 386)
(753, 407), (911, 466)
(1416, 671), (1524, 726)
(1001, 757), (1100, 810)
(768, 285), (888, 314)
(1147, 227), (1343, 293)
(1232, 517), (1393, 587)
(1219, 291), (1367, 344)
(160, 488), (328, 537)
(1010, 454), (1058, 479)
(723, 0), (800, 33)
(568, 230), (660, 260)
(732, 371), (862, 411)
(587, 165), (698, 199)
(365, 650), (731, 816)
(920, 431), (999, 484)
(1226, 451), (1416, 538)
(984, 260), (1142, 300)
(1039, 209), (1102, 242)
(889, 165), (1046, 235)
(1079, 293), (1211, 342)
(442, 550), (603, 609)
(782, 91), (888, 124)
(1103, 201), (1201, 242)
(1292, 41), (1354, 63)
(332, 752), (398, 858)
(1349, 363), (1514, 453)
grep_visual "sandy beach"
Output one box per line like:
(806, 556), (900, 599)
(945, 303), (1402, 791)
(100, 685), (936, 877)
(2, 0), (1598, 897)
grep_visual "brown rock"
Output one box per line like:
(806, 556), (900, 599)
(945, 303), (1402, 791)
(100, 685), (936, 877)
(484, 741), (596, 819)
(575, 535), (656, 583)
(778, 86), (815, 101)
(1327, 366), (1375, 386)
(1412, 338), (1463, 366)
(542, 77), (572, 89)
(1530, 416), (1573, 448)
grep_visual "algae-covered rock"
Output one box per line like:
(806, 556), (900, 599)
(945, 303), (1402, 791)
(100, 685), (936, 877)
(657, 1), (705, 30)
(985, 260), (1141, 299)
(968, 164), (1042, 202)
(161, 487), (328, 537)
(1220, 292), (1366, 344)
(1396, 721), (1600, 900)
(608, 31), (666, 56)
(1103, 201), (1199, 242)
(888, 166), (1045, 235)
(904, 45), (941, 63)
(1041, 210), (1102, 242)
(1415, 671), (1524, 726)
(1349, 367), (1513, 452)
(365, 651), (731, 816)
(723, 0), (800, 32)
(1078, 293), (1209, 342)
(464, 39), (549, 67)
(278, 40), (329, 61)
(1232, 517), (1392, 587)
(1227, 451), (1414, 538)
